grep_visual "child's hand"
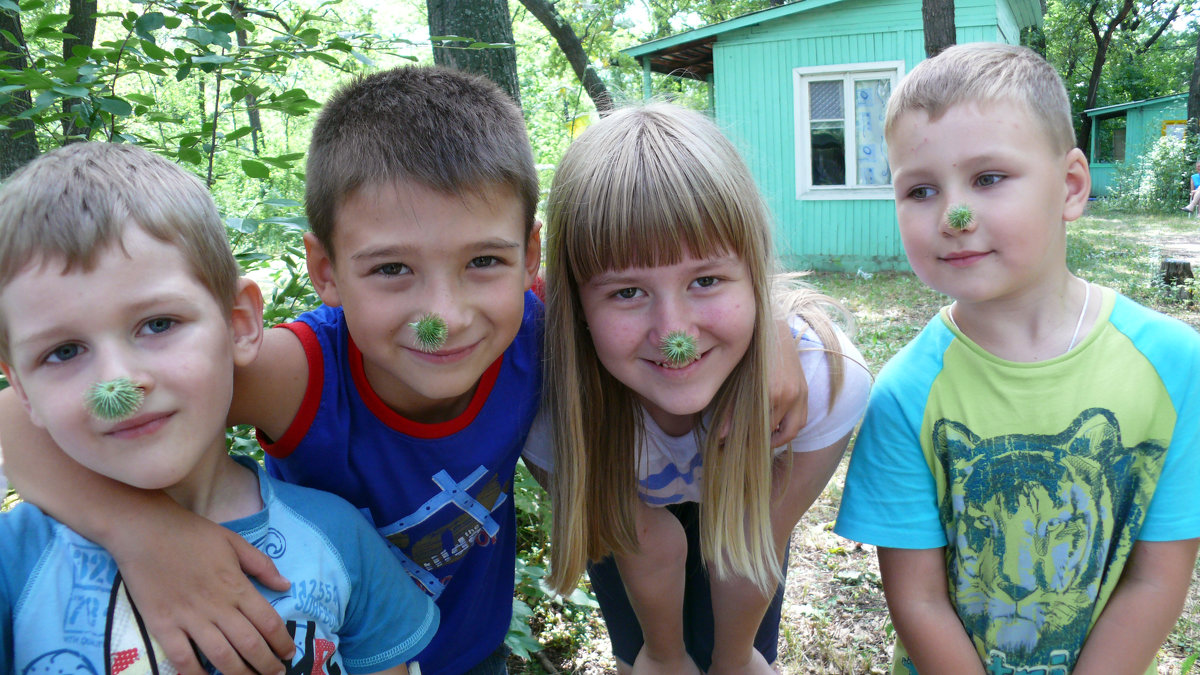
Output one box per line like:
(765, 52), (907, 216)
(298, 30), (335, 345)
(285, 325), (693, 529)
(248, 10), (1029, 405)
(631, 645), (702, 675)
(111, 508), (294, 675)
(768, 318), (807, 446)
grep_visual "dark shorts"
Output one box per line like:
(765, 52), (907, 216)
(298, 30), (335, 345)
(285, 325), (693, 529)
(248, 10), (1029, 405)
(586, 502), (788, 671)
(460, 643), (509, 675)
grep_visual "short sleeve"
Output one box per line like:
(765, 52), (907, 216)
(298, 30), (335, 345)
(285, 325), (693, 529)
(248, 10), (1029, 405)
(521, 409), (554, 473)
(314, 495), (440, 672)
(784, 321), (871, 453)
(833, 347), (947, 549)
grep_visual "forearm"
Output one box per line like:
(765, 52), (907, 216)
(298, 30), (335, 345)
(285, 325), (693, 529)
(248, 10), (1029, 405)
(708, 573), (776, 670)
(0, 388), (180, 543)
(1073, 539), (1200, 675)
(877, 547), (984, 675)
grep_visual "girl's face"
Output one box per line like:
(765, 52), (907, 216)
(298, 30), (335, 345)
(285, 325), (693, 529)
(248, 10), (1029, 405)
(578, 248), (756, 436)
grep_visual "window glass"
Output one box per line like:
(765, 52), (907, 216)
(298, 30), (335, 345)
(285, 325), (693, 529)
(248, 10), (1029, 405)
(810, 81), (845, 185)
(854, 78), (891, 185)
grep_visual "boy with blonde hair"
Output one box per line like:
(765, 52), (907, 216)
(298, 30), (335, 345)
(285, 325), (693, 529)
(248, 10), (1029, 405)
(835, 43), (1200, 674)
(0, 142), (437, 674)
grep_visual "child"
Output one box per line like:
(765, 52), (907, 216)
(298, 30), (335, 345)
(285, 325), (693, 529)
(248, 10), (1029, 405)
(834, 43), (1200, 674)
(1, 67), (811, 675)
(522, 103), (871, 675)
(0, 66), (542, 675)
(0, 143), (437, 674)
(1183, 160), (1200, 213)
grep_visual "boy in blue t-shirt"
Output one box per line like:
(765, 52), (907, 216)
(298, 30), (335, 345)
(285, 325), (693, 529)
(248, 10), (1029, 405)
(834, 43), (1200, 674)
(0, 67), (540, 675)
(0, 143), (437, 674)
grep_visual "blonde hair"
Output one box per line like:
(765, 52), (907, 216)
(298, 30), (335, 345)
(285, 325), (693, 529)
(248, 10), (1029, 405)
(885, 42), (1076, 154)
(0, 143), (237, 361)
(544, 103), (846, 594)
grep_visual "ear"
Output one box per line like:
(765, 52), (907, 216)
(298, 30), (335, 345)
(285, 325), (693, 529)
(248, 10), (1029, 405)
(1062, 148), (1091, 223)
(523, 220), (543, 291)
(304, 232), (343, 307)
(230, 278), (265, 368)
(0, 362), (42, 429)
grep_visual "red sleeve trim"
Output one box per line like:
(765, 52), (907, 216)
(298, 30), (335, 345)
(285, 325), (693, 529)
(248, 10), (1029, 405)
(348, 335), (504, 439)
(257, 322), (324, 459)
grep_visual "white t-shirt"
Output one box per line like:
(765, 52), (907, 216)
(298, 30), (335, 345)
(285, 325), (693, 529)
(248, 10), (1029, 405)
(523, 321), (871, 505)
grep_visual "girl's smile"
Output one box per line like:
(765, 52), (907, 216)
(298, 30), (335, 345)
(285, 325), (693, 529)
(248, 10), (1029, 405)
(578, 250), (756, 436)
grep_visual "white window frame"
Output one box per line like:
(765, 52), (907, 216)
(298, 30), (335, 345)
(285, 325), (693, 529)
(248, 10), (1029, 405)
(794, 61), (904, 200)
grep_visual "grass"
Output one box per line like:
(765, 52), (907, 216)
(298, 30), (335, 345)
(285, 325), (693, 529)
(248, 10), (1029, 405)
(527, 207), (1200, 674)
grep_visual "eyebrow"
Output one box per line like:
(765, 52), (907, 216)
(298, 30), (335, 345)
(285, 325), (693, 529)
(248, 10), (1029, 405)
(350, 238), (522, 262)
(589, 254), (743, 286)
(12, 291), (202, 350)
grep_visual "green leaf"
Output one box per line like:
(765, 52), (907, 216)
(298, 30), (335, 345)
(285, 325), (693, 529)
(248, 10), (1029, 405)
(0, 0), (19, 12)
(125, 93), (155, 106)
(241, 159), (270, 178)
(51, 85), (90, 98)
(264, 197), (302, 208)
(192, 53), (234, 65)
(226, 216), (259, 233)
(95, 97), (133, 116)
(178, 147), (203, 165)
(205, 12), (237, 33)
(223, 125), (253, 141)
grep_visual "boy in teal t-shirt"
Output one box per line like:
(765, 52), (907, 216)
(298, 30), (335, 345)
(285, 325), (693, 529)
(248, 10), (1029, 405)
(834, 43), (1200, 674)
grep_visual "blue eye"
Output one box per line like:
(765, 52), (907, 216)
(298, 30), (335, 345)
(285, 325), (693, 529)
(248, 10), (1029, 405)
(908, 186), (936, 200)
(693, 276), (718, 288)
(144, 317), (175, 334)
(45, 343), (81, 364)
(615, 288), (641, 299)
(977, 174), (1003, 187)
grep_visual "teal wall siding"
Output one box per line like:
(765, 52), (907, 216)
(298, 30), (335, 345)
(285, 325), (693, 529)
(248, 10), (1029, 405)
(705, 0), (1026, 271)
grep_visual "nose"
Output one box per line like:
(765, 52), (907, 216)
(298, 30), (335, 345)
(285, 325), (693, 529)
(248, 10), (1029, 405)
(648, 293), (694, 346)
(420, 277), (471, 336)
(940, 202), (977, 236)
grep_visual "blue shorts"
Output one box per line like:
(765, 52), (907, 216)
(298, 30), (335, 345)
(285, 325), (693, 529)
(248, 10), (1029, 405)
(586, 502), (788, 670)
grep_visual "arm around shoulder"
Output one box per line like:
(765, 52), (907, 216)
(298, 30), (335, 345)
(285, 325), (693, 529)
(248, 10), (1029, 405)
(228, 324), (309, 439)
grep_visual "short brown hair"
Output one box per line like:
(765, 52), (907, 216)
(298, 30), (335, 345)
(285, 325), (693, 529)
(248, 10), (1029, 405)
(305, 65), (538, 260)
(0, 143), (237, 360)
(885, 42), (1076, 154)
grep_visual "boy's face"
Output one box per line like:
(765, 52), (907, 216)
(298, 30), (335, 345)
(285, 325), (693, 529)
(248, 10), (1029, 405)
(888, 101), (1089, 307)
(0, 227), (259, 494)
(306, 180), (540, 424)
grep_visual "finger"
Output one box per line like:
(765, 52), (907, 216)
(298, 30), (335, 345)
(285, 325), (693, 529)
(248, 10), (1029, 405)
(770, 411), (804, 447)
(153, 629), (207, 675)
(238, 589), (295, 664)
(166, 623), (249, 675)
(230, 531), (291, 592)
(218, 610), (290, 675)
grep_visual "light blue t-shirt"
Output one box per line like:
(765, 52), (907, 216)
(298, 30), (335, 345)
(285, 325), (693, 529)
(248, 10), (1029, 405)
(0, 458), (438, 675)
(835, 288), (1200, 673)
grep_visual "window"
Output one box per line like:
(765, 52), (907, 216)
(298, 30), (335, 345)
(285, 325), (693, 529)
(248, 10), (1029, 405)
(794, 62), (903, 199)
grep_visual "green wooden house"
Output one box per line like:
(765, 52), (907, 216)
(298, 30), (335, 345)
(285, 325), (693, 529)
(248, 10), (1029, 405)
(624, 0), (1042, 271)
(1084, 94), (1188, 197)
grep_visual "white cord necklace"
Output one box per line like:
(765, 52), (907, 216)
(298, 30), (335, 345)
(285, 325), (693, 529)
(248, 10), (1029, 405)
(948, 281), (1091, 356)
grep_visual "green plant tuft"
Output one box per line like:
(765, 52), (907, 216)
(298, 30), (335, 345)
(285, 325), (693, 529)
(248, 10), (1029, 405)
(947, 204), (974, 231)
(410, 313), (448, 352)
(87, 377), (144, 421)
(660, 331), (698, 365)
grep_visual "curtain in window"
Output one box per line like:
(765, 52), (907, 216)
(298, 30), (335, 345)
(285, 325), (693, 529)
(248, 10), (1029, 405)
(854, 78), (891, 186)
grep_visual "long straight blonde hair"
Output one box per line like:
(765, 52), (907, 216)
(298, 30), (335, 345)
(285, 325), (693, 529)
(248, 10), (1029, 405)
(543, 103), (845, 595)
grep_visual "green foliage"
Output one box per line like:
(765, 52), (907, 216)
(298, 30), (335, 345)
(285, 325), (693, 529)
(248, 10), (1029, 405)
(1104, 133), (1195, 212)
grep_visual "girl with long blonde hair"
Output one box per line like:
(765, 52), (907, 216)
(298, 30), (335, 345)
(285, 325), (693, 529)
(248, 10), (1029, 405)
(523, 103), (871, 675)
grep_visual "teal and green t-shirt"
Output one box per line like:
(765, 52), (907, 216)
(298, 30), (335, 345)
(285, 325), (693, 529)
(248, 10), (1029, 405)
(835, 287), (1200, 674)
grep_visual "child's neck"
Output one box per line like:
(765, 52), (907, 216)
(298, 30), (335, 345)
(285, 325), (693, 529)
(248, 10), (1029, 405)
(163, 441), (263, 523)
(949, 275), (1096, 363)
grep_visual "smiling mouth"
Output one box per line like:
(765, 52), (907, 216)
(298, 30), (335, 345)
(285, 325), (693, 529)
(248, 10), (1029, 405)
(652, 351), (704, 369)
(941, 251), (990, 267)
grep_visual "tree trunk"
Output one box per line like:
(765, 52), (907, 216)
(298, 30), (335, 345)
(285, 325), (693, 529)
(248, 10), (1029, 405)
(922, 0), (956, 57)
(1078, 0), (1136, 153)
(517, 0), (613, 115)
(427, 0), (522, 107)
(61, 0), (97, 142)
(230, 1), (263, 155)
(0, 10), (39, 178)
